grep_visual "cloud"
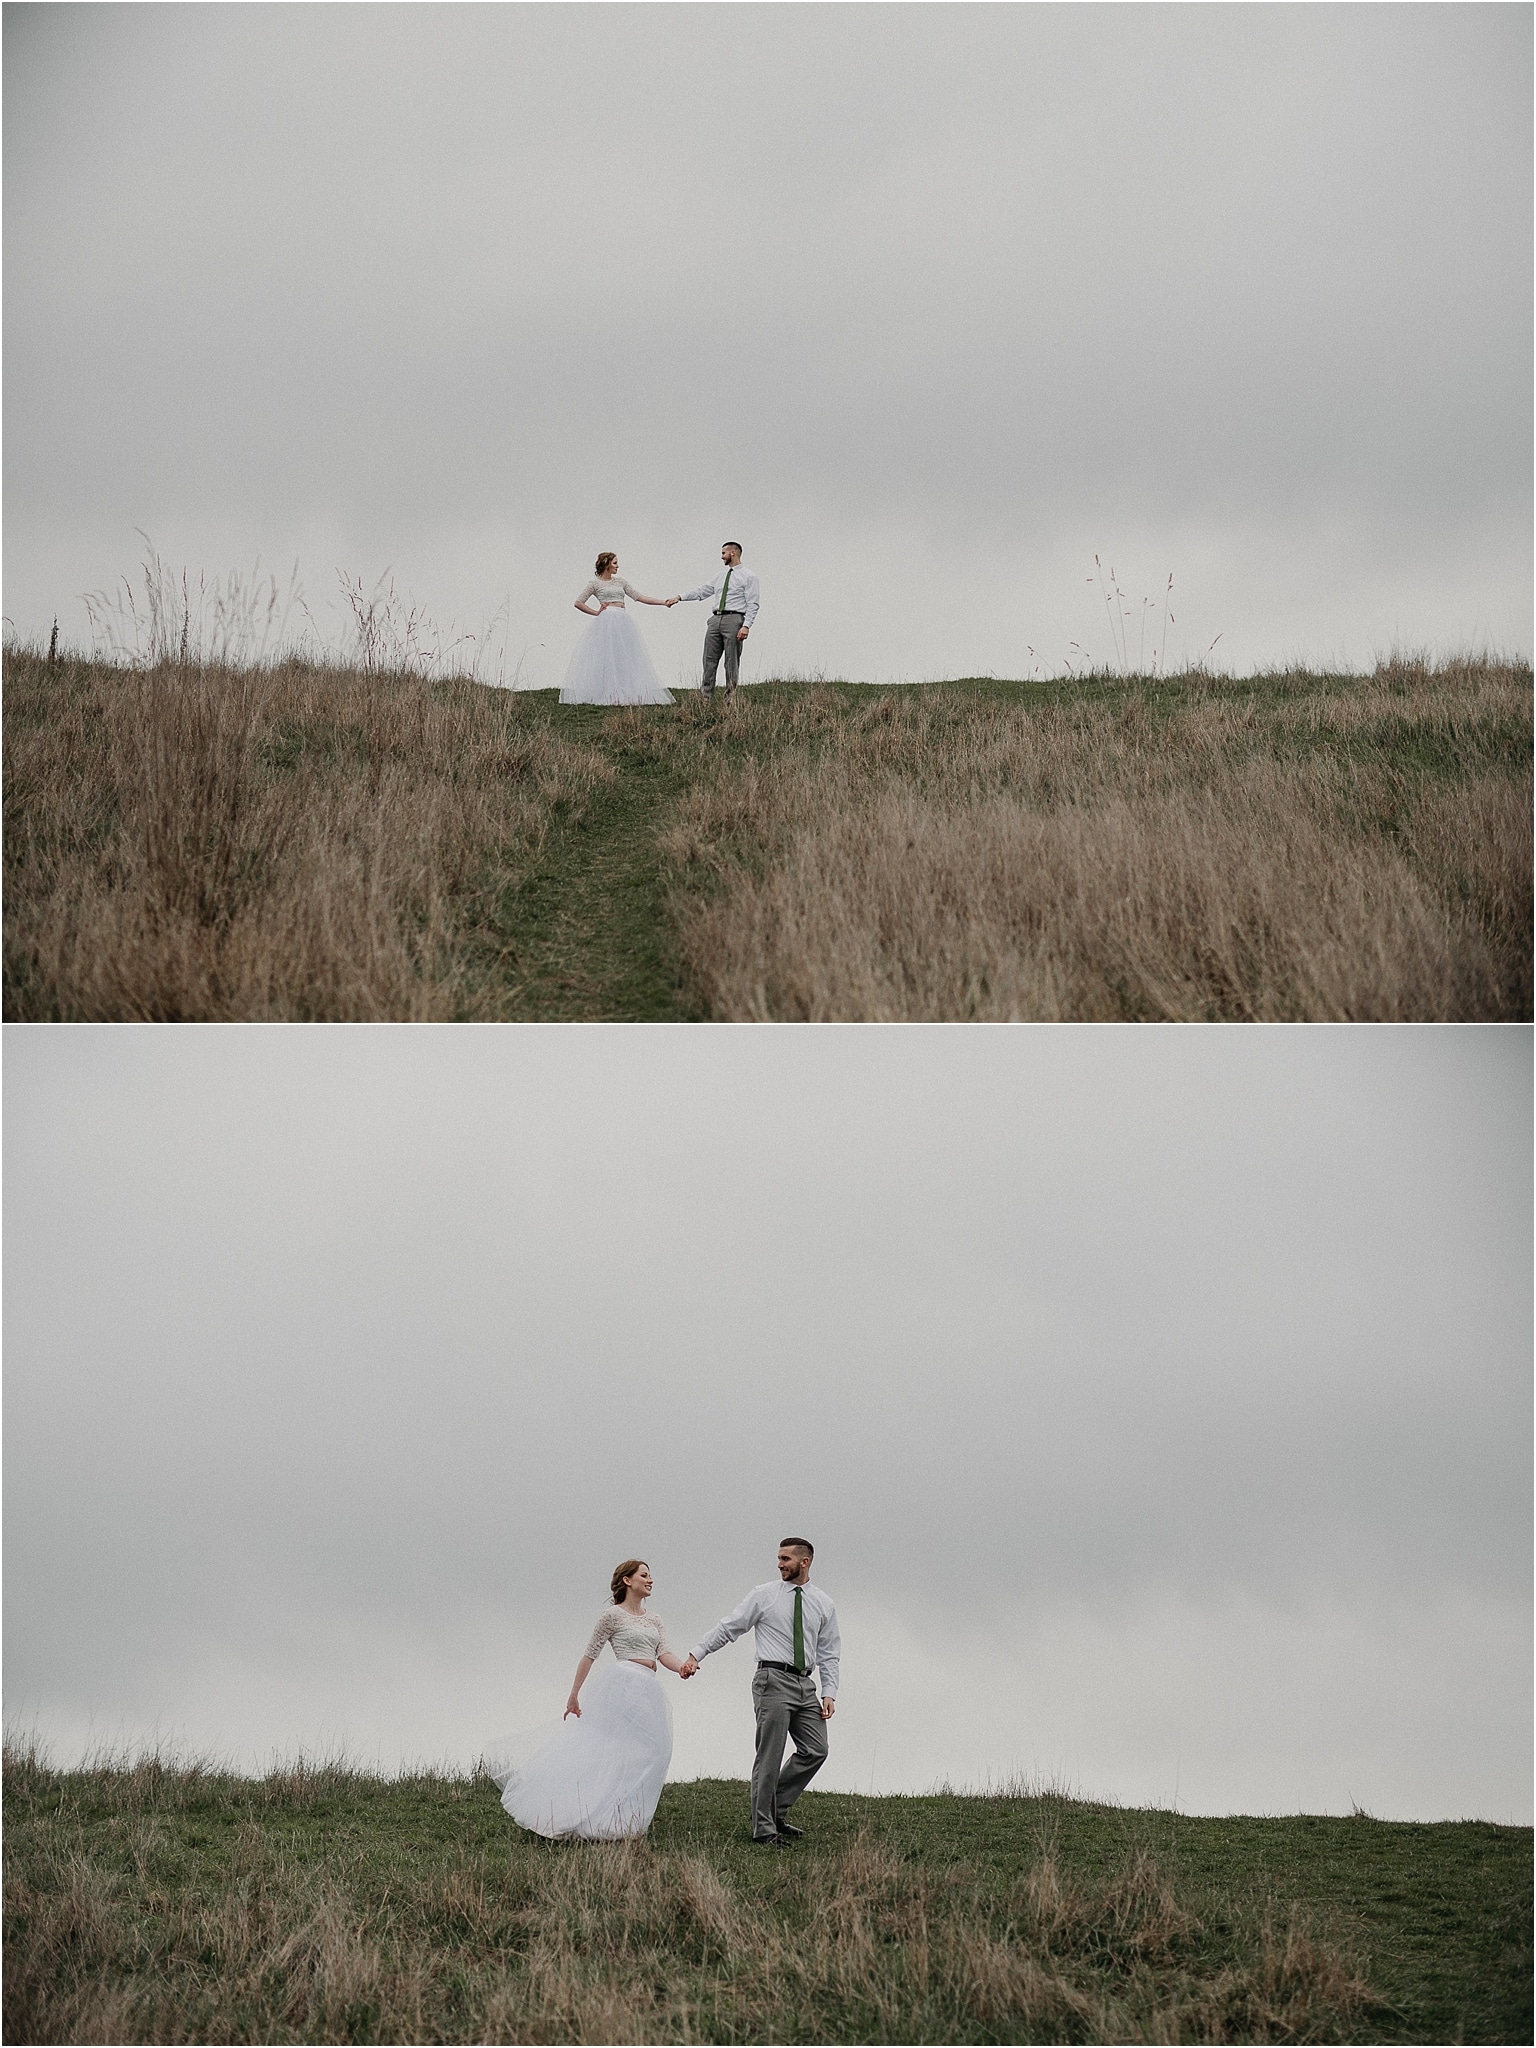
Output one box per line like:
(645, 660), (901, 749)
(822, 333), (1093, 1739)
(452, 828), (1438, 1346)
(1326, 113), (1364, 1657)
(4, 5), (1530, 675)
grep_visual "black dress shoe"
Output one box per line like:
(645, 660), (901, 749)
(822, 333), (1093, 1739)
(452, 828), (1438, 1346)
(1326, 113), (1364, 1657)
(750, 1833), (783, 1848)
(775, 1820), (804, 1839)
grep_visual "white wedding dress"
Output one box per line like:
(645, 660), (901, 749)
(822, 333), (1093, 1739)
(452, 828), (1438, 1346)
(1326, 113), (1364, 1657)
(496, 1610), (674, 1839)
(560, 580), (674, 706)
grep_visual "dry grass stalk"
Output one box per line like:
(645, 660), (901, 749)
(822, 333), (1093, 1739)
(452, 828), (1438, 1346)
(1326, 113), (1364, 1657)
(5, 1737), (1386, 2048)
(7, 648), (1527, 1022)
(4, 653), (611, 1020)
(663, 661), (1531, 1020)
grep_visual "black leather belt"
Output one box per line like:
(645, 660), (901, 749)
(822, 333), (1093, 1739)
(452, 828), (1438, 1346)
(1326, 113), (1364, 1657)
(758, 1660), (809, 1675)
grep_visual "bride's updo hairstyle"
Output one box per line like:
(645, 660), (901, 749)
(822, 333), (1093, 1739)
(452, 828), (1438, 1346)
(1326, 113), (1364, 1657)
(595, 552), (618, 577)
(611, 1558), (647, 1604)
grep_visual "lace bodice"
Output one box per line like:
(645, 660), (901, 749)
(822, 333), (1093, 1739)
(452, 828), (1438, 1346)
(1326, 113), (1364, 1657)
(578, 577), (639, 607)
(585, 1608), (669, 1664)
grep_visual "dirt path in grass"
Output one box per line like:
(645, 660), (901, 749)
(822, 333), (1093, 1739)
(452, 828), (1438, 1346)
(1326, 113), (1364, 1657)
(469, 734), (700, 1020)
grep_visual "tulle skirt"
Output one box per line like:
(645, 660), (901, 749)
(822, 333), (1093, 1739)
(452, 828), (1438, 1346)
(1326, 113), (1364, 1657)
(560, 606), (674, 705)
(499, 1660), (673, 1839)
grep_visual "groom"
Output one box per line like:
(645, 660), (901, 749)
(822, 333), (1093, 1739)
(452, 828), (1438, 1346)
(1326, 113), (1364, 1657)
(671, 542), (760, 699)
(681, 1537), (840, 1845)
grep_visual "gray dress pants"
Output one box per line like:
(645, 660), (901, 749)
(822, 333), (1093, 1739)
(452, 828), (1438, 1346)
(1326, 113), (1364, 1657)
(750, 1665), (829, 1839)
(701, 610), (745, 694)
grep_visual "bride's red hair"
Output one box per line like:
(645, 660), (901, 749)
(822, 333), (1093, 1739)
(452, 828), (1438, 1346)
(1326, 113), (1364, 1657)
(611, 1558), (647, 1604)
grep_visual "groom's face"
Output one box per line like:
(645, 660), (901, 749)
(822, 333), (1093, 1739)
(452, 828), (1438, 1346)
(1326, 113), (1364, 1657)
(721, 547), (741, 567)
(777, 1547), (810, 1583)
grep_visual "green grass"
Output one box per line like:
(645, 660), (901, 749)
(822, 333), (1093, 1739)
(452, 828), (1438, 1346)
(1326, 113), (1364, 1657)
(457, 666), (1534, 1020)
(5, 655), (1530, 1020)
(467, 708), (702, 1020)
(4, 1748), (1529, 2043)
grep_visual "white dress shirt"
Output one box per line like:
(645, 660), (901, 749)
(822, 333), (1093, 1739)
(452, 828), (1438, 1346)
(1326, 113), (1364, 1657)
(680, 566), (760, 629)
(691, 1579), (840, 1696)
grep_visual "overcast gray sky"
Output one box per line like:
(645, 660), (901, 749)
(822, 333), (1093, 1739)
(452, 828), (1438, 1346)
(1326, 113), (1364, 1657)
(4, 3), (1530, 683)
(6, 1024), (1529, 1822)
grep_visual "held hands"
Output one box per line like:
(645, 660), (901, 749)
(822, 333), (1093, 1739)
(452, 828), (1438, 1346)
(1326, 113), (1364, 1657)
(679, 1656), (699, 1680)
(665, 596), (680, 607)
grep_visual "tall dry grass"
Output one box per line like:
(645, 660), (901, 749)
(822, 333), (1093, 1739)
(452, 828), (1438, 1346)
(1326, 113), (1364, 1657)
(7, 648), (1528, 1021)
(3, 1742), (1378, 2046)
(79, 536), (514, 684)
(660, 659), (1531, 1020)
(3, 653), (611, 1020)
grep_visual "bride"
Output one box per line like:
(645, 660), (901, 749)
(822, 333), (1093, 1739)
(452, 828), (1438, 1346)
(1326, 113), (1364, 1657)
(560, 553), (676, 705)
(500, 1559), (686, 1839)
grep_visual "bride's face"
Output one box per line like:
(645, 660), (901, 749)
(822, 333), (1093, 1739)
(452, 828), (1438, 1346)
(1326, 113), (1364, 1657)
(626, 1564), (653, 1600)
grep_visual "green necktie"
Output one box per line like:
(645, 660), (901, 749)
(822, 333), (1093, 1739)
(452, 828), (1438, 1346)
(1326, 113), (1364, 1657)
(716, 568), (733, 615)
(792, 1587), (805, 1672)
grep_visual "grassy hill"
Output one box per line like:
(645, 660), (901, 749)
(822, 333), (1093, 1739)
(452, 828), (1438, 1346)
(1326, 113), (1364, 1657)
(4, 651), (1529, 1021)
(3, 1747), (1529, 2044)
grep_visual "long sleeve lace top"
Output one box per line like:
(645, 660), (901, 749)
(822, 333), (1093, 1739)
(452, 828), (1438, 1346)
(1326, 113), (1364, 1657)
(576, 578), (644, 608)
(584, 1608), (670, 1664)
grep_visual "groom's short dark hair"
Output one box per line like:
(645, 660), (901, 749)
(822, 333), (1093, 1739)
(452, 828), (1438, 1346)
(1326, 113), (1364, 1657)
(780, 1536), (814, 1559)
(722, 541), (743, 555)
